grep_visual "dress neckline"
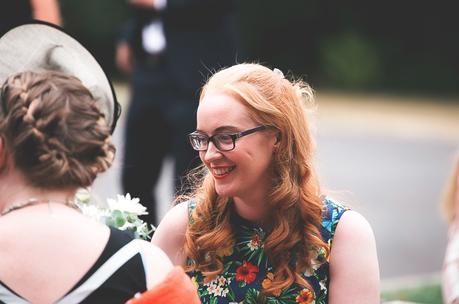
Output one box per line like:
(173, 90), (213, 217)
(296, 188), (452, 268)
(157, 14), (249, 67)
(230, 205), (269, 232)
(1, 198), (78, 216)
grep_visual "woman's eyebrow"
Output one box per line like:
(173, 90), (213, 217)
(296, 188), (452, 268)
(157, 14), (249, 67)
(214, 125), (239, 133)
(195, 125), (240, 134)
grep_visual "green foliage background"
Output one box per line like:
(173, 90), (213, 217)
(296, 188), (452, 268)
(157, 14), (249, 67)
(60, 0), (459, 98)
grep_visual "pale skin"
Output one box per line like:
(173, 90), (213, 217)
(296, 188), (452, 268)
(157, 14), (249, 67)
(152, 91), (380, 303)
(30, 0), (62, 26)
(115, 0), (159, 75)
(129, 0), (157, 8)
(115, 41), (134, 76)
(0, 138), (173, 303)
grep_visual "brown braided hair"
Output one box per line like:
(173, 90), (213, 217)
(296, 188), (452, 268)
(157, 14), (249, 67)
(0, 71), (115, 188)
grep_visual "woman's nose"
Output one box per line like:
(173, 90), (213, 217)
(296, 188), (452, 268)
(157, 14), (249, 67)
(203, 141), (222, 162)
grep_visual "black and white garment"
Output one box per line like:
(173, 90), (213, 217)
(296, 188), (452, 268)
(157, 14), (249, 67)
(0, 227), (149, 304)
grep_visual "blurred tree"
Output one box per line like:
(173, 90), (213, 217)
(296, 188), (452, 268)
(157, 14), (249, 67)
(60, 0), (132, 77)
(320, 31), (382, 90)
(58, 0), (458, 97)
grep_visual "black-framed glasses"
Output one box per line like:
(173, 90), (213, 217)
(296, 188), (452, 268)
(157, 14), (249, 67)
(189, 125), (271, 152)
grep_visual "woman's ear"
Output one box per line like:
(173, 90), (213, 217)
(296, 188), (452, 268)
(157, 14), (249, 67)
(274, 132), (281, 145)
(271, 131), (281, 153)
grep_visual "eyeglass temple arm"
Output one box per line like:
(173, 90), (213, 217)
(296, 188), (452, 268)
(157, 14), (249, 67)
(237, 125), (269, 138)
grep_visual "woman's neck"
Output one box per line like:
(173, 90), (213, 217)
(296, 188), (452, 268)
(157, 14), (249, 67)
(232, 191), (270, 222)
(0, 171), (76, 215)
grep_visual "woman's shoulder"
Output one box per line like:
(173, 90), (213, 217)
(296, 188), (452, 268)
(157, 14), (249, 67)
(327, 209), (380, 302)
(151, 201), (190, 266)
(321, 196), (374, 239)
(152, 201), (189, 238)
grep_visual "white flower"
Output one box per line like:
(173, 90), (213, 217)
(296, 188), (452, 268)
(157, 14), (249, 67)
(75, 188), (91, 204)
(247, 234), (262, 251)
(78, 203), (109, 222)
(319, 279), (327, 291)
(106, 193), (148, 215)
(218, 276), (227, 286)
(204, 278), (218, 287)
(75, 190), (154, 240)
(214, 285), (224, 296)
(206, 283), (217, 295)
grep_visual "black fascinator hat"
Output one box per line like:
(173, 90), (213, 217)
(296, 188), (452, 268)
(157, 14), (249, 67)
(0, 21), (121, 133)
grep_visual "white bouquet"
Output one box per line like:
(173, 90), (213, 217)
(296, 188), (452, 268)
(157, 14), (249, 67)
(75, 189), (155, 240)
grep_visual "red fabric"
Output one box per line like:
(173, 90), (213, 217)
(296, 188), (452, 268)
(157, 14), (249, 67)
(126, 266), (200, 304)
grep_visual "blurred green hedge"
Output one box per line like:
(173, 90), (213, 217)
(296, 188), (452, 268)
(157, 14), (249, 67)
(60, 0), (131, 77)
(60, 0), (459, 97)
(381, 283), (443, 304)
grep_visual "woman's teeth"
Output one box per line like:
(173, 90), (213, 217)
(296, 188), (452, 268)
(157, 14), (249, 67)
(213, 167), (234, 175)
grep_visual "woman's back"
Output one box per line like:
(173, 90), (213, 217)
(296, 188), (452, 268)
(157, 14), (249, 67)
(0, 204), (151, 303)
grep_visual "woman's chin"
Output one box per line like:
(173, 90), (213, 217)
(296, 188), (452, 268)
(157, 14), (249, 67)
(215, 185), (235, 198)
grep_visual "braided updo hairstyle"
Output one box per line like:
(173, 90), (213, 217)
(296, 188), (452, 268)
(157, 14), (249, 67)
(0, 71), (115, 189)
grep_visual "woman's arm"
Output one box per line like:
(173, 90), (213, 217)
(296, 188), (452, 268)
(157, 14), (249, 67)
(328, 210), (380, 304)
(151, 201), (189, 266)
(138, 242), (174, 288)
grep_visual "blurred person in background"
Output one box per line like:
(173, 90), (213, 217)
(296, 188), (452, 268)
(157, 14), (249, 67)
(115, 0), (240, 226)
(152, 63), (380, 303)
(0, 0), (61, 35)
(0, 23), (200, 304)
(442, 154), (459, 304)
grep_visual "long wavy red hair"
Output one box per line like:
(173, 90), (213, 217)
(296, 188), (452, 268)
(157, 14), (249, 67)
(182, 63), (329, 296)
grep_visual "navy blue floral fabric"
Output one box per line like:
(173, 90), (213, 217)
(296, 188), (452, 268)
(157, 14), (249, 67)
(187, 197), (347, 304)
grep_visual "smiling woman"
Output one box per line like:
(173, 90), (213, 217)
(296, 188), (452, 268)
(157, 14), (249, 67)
(152, 62), (380, 304)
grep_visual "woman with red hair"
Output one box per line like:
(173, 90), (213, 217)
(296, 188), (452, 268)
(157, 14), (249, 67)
(153, 63), (380, 303)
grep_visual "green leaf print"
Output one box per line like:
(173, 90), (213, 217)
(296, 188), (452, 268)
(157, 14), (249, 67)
(247, 249), (260, 263)
(209, 297), (218, 304)
(244, 288), (260, 304)
(228, 289), (236, 301)
(315, 291), (327, 304)
(200, 289), (209, 298)
(256, 250), (264, 266)
(223, 260), (234, 272)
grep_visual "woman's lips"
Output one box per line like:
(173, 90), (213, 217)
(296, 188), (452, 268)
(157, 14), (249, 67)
(211, 166), (235, 179)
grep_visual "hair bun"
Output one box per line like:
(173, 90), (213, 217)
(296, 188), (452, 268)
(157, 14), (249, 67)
(0, 71), (115, 189)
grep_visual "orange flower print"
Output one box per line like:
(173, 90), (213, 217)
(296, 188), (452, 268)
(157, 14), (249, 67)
(261, 272), (274, 289)
(261, 272), (281, 296)
(235, 261), (259, 284)
(296, 288), (315, 304)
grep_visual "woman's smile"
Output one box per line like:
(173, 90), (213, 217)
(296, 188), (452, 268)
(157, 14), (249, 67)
(210, 165), (235, 179)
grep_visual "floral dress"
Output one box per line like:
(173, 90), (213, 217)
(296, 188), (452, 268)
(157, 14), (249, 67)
(186, 197), (348, 304)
